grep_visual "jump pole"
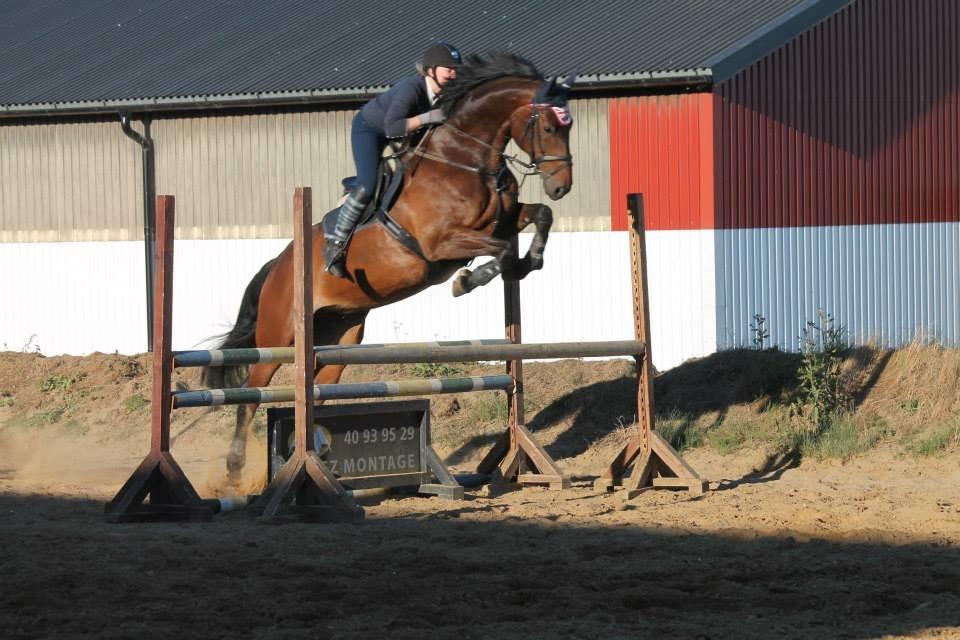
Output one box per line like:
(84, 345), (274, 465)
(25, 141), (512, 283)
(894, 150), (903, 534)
(104, 196), (213, 522)
(596, 193), (708, 498)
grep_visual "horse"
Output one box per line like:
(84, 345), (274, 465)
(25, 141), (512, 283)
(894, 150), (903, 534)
(204, 51), (575, 474)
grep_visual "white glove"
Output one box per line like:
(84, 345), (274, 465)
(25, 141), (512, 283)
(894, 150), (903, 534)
(418, 108), (446, 126)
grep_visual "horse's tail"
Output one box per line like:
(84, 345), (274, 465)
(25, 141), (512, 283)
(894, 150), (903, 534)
(201, 258), (277, 391)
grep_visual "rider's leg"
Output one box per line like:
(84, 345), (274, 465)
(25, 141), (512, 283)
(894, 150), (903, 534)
(325, 113), (383, 277)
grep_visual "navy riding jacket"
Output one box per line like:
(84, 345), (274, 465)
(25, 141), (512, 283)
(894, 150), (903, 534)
(360, 76), (433, 139)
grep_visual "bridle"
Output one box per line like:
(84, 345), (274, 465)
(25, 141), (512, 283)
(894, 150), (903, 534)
(407, 102), (573, 184)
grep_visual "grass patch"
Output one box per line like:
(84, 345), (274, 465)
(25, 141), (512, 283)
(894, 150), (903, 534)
(408, 362), (467, 378)
(122, 394), (150, 413)
(898, 399), (920, 414)
(39, 374), (74, 393)
(60, 419), (89, 436)
(469, 394), (508, 423)
(777, 413), (890, 461)
(655, 410), (705, 452)
(28, 406), (67, 427)
(708, 421), (760, 454)
(908, 416), (960, 457)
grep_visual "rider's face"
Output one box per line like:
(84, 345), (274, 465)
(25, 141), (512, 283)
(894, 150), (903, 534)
(432, 66), (457, 86)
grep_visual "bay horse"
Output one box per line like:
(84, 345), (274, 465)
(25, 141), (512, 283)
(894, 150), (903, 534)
(205, 52), (575, 474)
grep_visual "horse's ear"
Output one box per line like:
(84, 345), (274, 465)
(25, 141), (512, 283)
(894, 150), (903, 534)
(559, 73), (576, 91)
(533, 80), (552, 104)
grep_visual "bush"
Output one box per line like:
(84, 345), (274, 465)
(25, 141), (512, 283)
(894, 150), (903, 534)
(791, 310), (849, 436)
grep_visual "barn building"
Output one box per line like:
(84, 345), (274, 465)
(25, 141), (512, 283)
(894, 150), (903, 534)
(1, 0), (956, 370)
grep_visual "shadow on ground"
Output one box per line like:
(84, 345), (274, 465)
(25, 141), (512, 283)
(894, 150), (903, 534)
(1, 492), (957, 639)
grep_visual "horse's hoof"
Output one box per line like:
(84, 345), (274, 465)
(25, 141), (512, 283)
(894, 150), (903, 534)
(226, 442), (246, 473)
(226, 455), (245, 474)
(529, 253), (544, 270)
(451, 269), (471, 297)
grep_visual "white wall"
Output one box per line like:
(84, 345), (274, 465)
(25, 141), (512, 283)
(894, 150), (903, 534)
(0, 231), (718, 371)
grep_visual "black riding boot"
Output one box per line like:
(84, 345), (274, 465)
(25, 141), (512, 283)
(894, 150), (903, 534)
(324, 186), (371, 278)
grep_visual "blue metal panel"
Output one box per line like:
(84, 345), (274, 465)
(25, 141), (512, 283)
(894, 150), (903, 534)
(716, 223), (960, 351)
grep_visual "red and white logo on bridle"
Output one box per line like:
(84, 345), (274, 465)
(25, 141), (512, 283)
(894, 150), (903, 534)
(549, 105), (573, 127)
(532, 103), (573, 128)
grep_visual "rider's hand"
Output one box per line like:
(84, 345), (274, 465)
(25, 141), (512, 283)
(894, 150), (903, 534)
(418, 108), (446, 127)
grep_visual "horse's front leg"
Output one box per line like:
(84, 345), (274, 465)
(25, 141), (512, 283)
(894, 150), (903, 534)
(508, 203), (553, 280)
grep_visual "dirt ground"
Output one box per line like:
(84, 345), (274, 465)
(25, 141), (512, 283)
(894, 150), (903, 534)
(1, 352), (959, 639)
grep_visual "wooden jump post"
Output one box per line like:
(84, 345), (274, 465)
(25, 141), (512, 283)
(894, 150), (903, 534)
(246, 188), (362, 521)
(104, 196), (213, 522)
(596, 193), (708, 498)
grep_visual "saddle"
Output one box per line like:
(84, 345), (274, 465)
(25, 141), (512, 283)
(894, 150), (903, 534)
(321, 145), (430, 264)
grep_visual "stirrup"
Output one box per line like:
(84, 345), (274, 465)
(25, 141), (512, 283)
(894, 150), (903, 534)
(323, 237), (349, 278)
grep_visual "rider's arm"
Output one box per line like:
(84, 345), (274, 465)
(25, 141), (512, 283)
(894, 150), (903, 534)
(383, 80), (430, 138)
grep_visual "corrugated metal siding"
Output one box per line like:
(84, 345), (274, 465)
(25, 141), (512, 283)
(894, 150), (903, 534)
(715, 0), (960, 229)
(1, 97), (609, 240)
(154, 109), (356, 239)
(0, 119), (140, 242)
(714, 0), (960, 351)
(608, 93), (715, 231)
(716, 223), (960, 350)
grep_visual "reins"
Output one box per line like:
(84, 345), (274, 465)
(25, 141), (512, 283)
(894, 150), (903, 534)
(407, 103), (573, 189)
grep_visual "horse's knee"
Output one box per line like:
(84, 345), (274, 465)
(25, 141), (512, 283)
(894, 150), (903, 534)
(535, 204), (553, 227)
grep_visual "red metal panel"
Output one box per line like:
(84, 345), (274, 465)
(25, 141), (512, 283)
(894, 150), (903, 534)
(608, 93), (715, 230)
(715, 0), (960, 229)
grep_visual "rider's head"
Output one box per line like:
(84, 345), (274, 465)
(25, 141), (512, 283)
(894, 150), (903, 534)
(418, 42), (461, 89)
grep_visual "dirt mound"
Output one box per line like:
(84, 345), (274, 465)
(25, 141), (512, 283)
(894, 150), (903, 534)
(1, 344), (959, 495)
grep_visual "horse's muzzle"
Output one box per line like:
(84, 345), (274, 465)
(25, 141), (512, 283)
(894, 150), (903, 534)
(545, 180), (571, 201)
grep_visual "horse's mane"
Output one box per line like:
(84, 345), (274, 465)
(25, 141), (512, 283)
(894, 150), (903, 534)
(437, 51), (543, 115)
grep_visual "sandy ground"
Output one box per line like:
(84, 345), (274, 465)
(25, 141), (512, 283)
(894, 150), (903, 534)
(1, 353), (959, 639)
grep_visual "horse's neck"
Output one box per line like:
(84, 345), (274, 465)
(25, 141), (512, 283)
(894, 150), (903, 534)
(441, 82), (534, 162)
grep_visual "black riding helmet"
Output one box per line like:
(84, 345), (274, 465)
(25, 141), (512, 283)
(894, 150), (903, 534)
(420, 42), (462, 69)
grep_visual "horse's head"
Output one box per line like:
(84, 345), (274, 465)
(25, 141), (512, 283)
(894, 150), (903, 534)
(511, 74), (575, 200)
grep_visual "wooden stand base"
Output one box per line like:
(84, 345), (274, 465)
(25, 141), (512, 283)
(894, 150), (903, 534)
(247, 452), (364, 522)
(104, 451), (213, 523)
(477, 425), (571, 491)
(419, 447), (465, 499)
(595, 431), (708, 498)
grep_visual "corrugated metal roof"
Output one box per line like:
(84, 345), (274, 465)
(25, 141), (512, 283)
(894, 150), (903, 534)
(0, 0), (850, 115)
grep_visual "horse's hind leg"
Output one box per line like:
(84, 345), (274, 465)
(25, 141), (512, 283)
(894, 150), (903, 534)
(227, 361), (281, 475)
(452, 257), (505, 297)
(312, 311), (367, 384)
(227, 311), (367, 473)
(450, 203), (553, 296)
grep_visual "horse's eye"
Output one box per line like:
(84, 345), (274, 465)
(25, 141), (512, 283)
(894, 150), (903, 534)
(544, 126), (556, 134)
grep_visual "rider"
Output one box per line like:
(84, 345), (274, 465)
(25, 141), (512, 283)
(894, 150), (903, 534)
(324, 42), (463, 277)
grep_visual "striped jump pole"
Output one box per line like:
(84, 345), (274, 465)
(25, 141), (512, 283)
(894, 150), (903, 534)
(173, 374), (514, 408)
(172, 339), (512, 368)
(173, 339), (645, 369)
